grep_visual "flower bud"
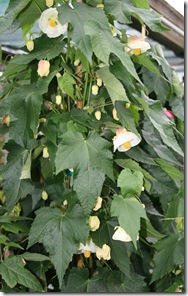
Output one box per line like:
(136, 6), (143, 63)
(97, 4), (104, 9)
(26, 40), (34, 51)
(126, 102), (131, 109)
(88, 216), (100, 231)
(93, 196), (102, 211)
(74, 59), (80, 66)
(37, 60), (50, 77)
(46, 0), (54, 7)
(112, 108), (119, 121)
(42, 190), (48, 200)
(95, 110), (101, 121)
(55, 95), (62, 105)
(96, 244), (111, 260)
(92, 85), (99, 95)
(3, 115), (10, 126)
(97, 77), (103, 87)
(43, 146), (49, 158)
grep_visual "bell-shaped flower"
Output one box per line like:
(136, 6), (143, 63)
(96, 244), (111, 260)
(88, 216), (100, 231)
(125, 36), (150, 56)
(38, 8), (68, 38)
(164, 109), (174, 119)
(37, 60), (50, 77)
(113, 128), (141, 152)
(112, 226), (139, 242)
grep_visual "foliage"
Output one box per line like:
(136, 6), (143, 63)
(0, 0), (184, 292)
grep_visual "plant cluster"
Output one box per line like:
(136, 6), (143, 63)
(0, 0), (184, 292)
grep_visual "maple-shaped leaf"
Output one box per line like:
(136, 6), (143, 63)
(58, 2), (110, 62)
(151, 234), (184, 283)
(104, 0), (169, 32)
(27, 205), (89, 286)
(111, 195), (147, 248)
(55, 131), (113, 179)
(0, 256), (43, 292)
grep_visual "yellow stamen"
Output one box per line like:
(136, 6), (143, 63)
(133, 48), (141, 55)
(84, 250), (91, 258)
(49, 19), (57, 27)
(123, 141), (131, 149)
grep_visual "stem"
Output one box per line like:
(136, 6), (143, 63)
(83, 71), (89, 106)
(66, 24), (71, 63)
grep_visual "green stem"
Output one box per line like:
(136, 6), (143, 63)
(83, 71), (89, 106)
(66, 24), (71, 63)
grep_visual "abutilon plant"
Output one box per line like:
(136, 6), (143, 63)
(0, 0), (184, 293)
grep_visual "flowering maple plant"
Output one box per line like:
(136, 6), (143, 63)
(0, 0), (184, 293)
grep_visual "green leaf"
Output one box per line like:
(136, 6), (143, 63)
(0, 234), (9, 244)
(55, 130), (113, 180)
(85, 21), (140, 82)
(118, 168), (144, 198)
(1, 139), (34, 211)
(21, 252), (50, 262)
(125, 147), (156, 165)
(111, 195), (147, 248)
(142, 129), (183, 166)
(97, 67), (129, 104)
(115, 101), (140, 138)
(28, 205), (89, 285)
(0, 256), (43, 291)
(57, 72), (76, 99)
(107, 270), (146, 292)
(74, 168), (105, 215)
(58, 3), (110, 62)
(104, 0), (169, 32)
(2, 222), (29, 234)
(110, 60), (135, 91)
(133, 54), (163, 77)
(140, 218), (164, 243)
(61, 267), (109, 292)
(131, 0), (150, 9)
(164, 184), (184, 228)
(0, 0), (31, 34)
(151, 234), (184, 282)
(17, 0), (46, 26)
(155, 158), (184, 181)
(141, 93), (184, 157)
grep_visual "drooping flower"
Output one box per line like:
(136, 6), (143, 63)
(125, 36), (150, 56)
(112, 226), (139, 242)
(95, 110), (101, 121)
(93, 196), (103, 211)
(164, 109), (175, 119)
(92, 85), (99, 95)
(42, 190), (48, 200)
(88, 216), (100, 231)
(37, 60), (50, 77)
(113, 128), (141, 152)
(26, 40), (34, 51)
(78, 238), (97, 258)
(96, 244), (111, 260)
(55, 95), (62, 105)
(38, 8), (68, 38)
(43, 146), (49, 158)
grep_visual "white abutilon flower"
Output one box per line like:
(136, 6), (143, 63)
(38, 8), (68, 38)
(78, 238), (97, 258)
(125, 36), (151, 56)
(112, 226), (139, 242)
(113, 128), (141, 152)
(96, 244), (111, 260)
